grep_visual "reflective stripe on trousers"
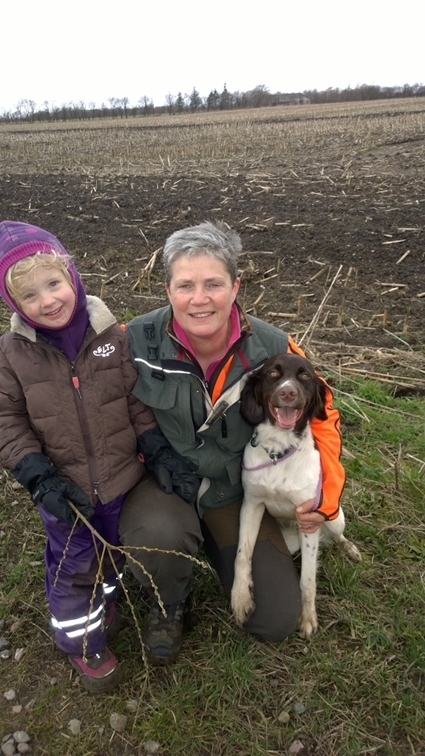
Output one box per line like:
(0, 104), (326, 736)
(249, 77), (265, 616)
(39, 495), (125, 655)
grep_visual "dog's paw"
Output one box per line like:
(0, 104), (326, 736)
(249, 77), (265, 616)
(299, 609), (318, 640)
(230, 583), (256, 627)
(340, 538), (361, 563)
(232, 600), (256, 627)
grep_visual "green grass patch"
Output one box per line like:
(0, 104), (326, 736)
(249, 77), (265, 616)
(1, 377), (424, 755)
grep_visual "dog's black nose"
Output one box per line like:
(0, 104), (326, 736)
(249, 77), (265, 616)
(279, 386), (298, 402)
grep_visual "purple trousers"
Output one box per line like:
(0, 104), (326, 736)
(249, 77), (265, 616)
(39, 495), (125, 656)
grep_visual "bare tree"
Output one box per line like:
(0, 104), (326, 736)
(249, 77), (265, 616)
(246, 84), (270, 108)
(137, 96), (153, 116)
(165, 92), (175, 115)
(108, 97), (122, 117)
(16, 99), (37, 121)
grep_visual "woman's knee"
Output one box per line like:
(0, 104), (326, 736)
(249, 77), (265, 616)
(121, 514), (196, 553)
(243, 597), (301, 642)
(119, 479), (202, 554)
(245, 552), (302, 641)
(211, 538), (302, 642)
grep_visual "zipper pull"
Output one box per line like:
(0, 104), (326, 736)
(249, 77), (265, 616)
(72, 375), (83, 399)
(221, 415), (228, 438)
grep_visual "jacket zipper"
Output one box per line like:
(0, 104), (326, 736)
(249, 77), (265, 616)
(70, 362), (100, 499)
(71, 373), (82, 399)
(166, 333), (245, 436)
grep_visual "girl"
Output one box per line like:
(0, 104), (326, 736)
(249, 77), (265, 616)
(0, 220), (197, 691)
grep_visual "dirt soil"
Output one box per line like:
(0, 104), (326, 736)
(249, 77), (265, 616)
(1, 167), (424, 386)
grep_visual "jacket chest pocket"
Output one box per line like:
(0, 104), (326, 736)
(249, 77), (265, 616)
(133, 375), (200, 443)
(133, 373), (179, 410)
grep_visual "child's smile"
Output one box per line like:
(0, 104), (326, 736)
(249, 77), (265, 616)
(18, 267), (76, 328)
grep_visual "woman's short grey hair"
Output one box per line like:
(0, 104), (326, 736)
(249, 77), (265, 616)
(163, 220), (242, 284)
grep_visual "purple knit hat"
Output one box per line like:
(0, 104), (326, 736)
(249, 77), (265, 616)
(0, 220), (90, 359)
(0, 220), (79, 316)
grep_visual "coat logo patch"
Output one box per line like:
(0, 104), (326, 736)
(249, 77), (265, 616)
(93, 343), (115, 358)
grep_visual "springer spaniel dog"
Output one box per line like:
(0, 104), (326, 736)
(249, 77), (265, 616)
(231, 353), (360, 639)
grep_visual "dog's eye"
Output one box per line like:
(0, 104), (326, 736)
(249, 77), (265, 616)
(300, 371), (311, 381)
(268, 369), (280, 378)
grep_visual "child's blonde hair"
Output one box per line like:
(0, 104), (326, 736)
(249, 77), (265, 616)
(6, 251), (73, 304)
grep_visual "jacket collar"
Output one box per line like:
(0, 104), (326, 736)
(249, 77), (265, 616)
(10, 295), (116, 342)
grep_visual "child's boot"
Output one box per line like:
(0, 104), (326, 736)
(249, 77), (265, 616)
(69, 647), (121, 693)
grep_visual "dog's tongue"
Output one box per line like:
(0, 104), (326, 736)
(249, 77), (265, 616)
(271, 406), (301, 429)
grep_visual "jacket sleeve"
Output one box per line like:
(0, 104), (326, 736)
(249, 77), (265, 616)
(0, 345), (43, 470)
(118, 328), (157, 438)
(287, 335), (345, 520)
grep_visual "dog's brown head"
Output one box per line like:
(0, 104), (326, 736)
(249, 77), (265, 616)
(240, 353), (328, 433)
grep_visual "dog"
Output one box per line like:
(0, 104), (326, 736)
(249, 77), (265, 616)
(230, 352), (360, 639)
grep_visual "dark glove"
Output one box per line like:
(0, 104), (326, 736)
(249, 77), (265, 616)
(137, 427), (200, 504)
(13, 452), (94, 527)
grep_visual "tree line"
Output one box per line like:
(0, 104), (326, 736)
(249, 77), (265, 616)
(1, 82), (424, 123)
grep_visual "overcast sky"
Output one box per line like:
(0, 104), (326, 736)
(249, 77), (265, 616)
(2, 0), (423, 112)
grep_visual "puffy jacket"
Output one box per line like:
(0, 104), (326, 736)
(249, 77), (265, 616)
(0, 295), (156, 504)
(126, 305), (345, 519)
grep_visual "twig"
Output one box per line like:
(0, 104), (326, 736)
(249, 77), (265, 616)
(252, 289), (265, 307)
(396, 250), (410, 264)
(298, 265), (343, 347)
(335, 367), (418, 388)
(132, 248), (160, 293)
(305, 266), (330, 284)
(57, 502), (208, 665)
(333, 387), (423, 418)
(394, 445), (402, 492)
(382, 328), (413, 350)
(339, 398), (370, 423)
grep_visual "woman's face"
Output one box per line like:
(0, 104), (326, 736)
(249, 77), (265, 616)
(166, 254), (240, 344)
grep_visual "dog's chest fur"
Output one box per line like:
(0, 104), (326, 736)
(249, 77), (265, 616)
(242, 421), (320, 519)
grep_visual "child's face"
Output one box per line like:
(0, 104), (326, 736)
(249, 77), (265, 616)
(17, 266), (76, 328)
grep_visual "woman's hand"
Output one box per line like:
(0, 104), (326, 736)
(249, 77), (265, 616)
(295, 498), (325, 533)
(153, 455), (200, 504)
(137, 427), (200, 504)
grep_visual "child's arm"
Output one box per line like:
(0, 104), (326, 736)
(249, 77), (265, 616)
(119, 328), (157, 436)
(13, 452), (94, 526)
(0, 347), (93, 526)
(0, 347), (43, 470)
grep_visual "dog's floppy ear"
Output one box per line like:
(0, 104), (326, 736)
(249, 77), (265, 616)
(311, 375), (328, 421)
(240, 372), (265, 426)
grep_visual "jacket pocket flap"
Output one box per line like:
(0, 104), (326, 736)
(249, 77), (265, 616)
(226, 454), (243, 486)
(133, 374), (178, 410)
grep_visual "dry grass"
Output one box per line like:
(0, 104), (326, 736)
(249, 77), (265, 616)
(1, 99), (424, 176)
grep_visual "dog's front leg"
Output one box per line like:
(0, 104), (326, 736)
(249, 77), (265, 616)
(299, 530), (320, 639)
(231, 499), (265, 627)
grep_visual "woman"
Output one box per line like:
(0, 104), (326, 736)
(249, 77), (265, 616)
(119, 221), (345, 664)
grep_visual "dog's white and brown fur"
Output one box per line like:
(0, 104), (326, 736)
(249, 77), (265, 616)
(231, 353), (360, 639)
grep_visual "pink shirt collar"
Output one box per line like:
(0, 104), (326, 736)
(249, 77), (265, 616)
(172, 303), (241, 380)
